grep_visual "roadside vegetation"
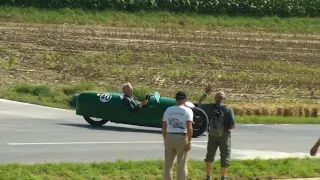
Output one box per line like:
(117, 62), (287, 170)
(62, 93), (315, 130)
(0, 5), (319, 123)
(1, 0), (318, 17)
(0, 158), (319, 180)
(0, 83), (319, 124)
(0, 4), (319, 180)
(0, 7), (320, 33)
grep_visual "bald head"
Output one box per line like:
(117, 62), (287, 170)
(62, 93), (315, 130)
(215, 91), (225, 102)
(122, 83), (133, 96)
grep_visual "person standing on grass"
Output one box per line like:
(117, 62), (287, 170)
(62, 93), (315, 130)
(162, 91), (194, 180)
(198, 85), (236, 180)
(310, 138), (320, 156)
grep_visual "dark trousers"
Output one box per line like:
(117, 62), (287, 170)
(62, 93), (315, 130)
(204, 130), (231, 168)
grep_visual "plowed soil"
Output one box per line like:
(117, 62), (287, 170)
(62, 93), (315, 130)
(0, 22), (319, 103)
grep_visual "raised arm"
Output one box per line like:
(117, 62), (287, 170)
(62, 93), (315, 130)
(198, 84), (213, 106)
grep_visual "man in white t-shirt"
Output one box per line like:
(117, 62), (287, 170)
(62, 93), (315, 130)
(162, 91), (194, 180)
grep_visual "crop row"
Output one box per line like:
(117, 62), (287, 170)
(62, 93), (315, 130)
(1, 0), (319, 17)
(232, 104), (320, 118)
(1, 47), (318, 102)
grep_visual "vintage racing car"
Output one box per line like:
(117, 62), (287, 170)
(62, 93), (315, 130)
(71, 91), (213, 137)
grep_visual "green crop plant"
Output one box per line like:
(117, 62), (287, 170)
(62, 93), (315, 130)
(1, 0), (319, 17)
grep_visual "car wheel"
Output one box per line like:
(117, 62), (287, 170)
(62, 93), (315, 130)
(191, 107), (209, 137)
(83, 116), (108, 126)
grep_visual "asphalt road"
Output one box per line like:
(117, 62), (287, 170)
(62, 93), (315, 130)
(0, 99), (319, 164)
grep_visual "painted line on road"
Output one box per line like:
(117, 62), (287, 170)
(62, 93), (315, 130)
(0, 99), (74, 112)
(192, 144), (207, 148)
(6, 142), (319, 160)
(7, 140), (208, 146)
(192, 144), (318, 160)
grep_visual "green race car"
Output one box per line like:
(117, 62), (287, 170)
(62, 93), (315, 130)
(71, 91), (212, 137)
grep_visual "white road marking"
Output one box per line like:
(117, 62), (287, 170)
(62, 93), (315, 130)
(0, 99), (76, 120)
(6, 141), (319, 160)
(240, 124), (293, 127)
(0, 99), (74, 112)
(7, 140), (208, 145)
(192, 144), (318, 160)
(192, 144), (207, 148)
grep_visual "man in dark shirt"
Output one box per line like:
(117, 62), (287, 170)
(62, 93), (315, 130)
(198, 85), (236, 180)
(121, 83), (148, 113)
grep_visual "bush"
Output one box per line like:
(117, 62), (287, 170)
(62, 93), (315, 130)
(12, 83), (51, 97)
(61, 82), (95, 95)
(132, 85), (154, 101)
(1, 0), (319, 17)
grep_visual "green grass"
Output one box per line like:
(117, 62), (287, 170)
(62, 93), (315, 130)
(0, 7), (319, 123)
(0, 82), (150, 109)
(237, 116), (320, 124)
(1, 47), (319, 106)
(0, 6), (320, 33)
(1, 83), (319, 124)
(2, 0), (318, 17)
(0, 10), (319, 108)
(0, 158), (319, 180)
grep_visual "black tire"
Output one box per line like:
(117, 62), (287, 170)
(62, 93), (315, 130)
(83, 116), (108, 126)
(191, 107), (209, 137)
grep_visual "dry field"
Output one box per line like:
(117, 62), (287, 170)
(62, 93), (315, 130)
(0, 22), (319, 116)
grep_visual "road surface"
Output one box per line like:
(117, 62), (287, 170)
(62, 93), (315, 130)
(0, 99), (319, 164)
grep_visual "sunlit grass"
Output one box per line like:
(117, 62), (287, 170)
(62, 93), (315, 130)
(0, 7), (319, 33)
(0, 158), (319, 180)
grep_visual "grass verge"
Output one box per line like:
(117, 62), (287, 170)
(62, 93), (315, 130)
(237, 116), (320, 124)
(0, 6), (320, 33)
(0, 158), (319, 180)
(0, 83), (319, 124)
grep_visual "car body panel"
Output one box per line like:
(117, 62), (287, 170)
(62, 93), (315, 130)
(76, 91), (178, 128)
(73, 91), (210, 137)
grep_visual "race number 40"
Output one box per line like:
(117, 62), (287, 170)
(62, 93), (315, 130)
(99, 93), (112, 103)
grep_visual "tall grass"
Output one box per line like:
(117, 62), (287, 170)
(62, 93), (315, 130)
(1, 83), (319, 123)
(0, 7), (319, 33)
(1, 0), (318, 17)
(0, 83), (157, 109)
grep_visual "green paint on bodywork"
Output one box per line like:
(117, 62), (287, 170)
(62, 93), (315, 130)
(76, 91), (177, 128)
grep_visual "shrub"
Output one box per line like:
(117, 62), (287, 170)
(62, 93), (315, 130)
(1, 0), (319, 17)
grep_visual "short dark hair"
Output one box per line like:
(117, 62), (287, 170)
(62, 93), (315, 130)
(175, 91), (187, 100)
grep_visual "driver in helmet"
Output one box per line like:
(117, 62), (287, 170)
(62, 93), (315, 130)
(121, 83), (149, 113)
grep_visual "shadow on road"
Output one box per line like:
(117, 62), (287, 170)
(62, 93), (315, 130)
(57, 123), (162, 134)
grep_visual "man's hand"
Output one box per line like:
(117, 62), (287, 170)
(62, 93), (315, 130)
(310, 140), (320, 156)
(141, 99), (148, 106)
(198, 84), (213, 106)
(310, 145), (318, 156)
(205, 84), (213, 94)
(185, 142), (191, 152)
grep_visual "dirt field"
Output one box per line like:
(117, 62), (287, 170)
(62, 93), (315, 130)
(0, 22), (319, 104)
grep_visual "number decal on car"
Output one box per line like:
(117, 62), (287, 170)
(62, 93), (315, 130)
(99, 93), (112, 103)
